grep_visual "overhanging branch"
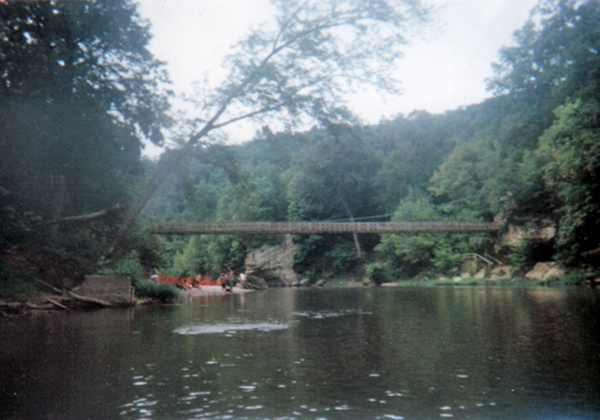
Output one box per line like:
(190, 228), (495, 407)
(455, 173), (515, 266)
(39, 204), (124, 226)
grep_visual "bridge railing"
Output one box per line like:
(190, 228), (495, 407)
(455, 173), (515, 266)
(147, 221), (500, 235)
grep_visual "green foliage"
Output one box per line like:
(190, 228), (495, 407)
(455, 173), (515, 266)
(98, 251), (146, 280)
(218, 175), (288, 223)
(489, 0), (600, 106)
(427, 96), (554, 220)
(507, 240), (530, 274)
(0, 1), (171, 139)
(370, 111), (458, 212)
(287, 125), (380, 222)
(324, 242), (360, 272)
(206, 236), (250, 274)
(131, 0), (600, 280)
(0, 0), (171, 264)
(536, 100), (600, 264)
(366, 264), (389, 285)
(134, 280), (179, 303)
(0, 261), (39, 298)
(159, 233), (255, 277)
(293, 234), (328, 267)
(171, 236), (212, 277)
(376, 195), (493, 278)
(285, 125), (379, 272)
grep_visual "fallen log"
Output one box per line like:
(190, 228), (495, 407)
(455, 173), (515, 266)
(0, 293), (115, 313)
(0, 301), (21, 309)
(25, 301), (54, 310)
(36, 278), (63, 294)
(67, 291), (114, 307)
(45, 296), (69, 310)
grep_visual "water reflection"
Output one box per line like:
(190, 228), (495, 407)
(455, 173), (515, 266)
(1, 287), (600, 420)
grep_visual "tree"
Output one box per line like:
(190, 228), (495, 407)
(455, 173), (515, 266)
(107, 0), (430, 256)
(287, 126), (379, 222)
(0, 1), (170, 143)
(375, 193), (493, 278)
(536, 100), (600, 265)
(484, 0), (600, 265)
(0, 1), (171, 257)
(286, 125), (380, 260)
(370, 111), (457, 212)
(488, 0), (600, 108)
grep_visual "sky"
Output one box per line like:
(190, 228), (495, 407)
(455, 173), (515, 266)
(137, 0), (540, 147)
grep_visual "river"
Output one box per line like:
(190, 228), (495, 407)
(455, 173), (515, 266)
(1, 286), (600, 420)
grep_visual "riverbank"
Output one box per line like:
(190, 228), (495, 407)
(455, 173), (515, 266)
(0, 284), (254, 316)
(2, 275), (595, 317)
(378, 275), (594, 288)
(179, 285), (254, 297)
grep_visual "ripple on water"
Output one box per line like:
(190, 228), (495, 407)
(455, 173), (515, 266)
(174, 322), (289, 335)
(291, 309), (373, 319)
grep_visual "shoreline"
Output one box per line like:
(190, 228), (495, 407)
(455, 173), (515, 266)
(178, 285), (254, 298)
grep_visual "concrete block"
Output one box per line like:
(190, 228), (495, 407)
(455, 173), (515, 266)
(75, 275), (134, 305)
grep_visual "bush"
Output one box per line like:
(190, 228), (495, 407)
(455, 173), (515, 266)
(134, 280), (179, 303)
(0, 262), (39, 298)
(97, 251), (145, 279)
(325, 241), (360, 272)
(366, 264), (389, 285)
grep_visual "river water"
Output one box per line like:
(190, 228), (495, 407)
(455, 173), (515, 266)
(2, 287), (600, 420)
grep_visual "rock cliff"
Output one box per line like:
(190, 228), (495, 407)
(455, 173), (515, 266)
(499, 217), (556, 247)
(244, 235), (299, 287)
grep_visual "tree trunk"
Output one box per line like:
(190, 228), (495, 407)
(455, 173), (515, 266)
(104, 120), (217, 259)
(50, 175), (66, 245)
(341, 199), (362, 258)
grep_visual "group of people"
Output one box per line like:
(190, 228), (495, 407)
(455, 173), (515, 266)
(147, 268), (236, 292)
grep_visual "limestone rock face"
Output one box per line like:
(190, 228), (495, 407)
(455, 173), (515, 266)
(245, 235), (299, 287)
(499, 218), (556, 247)
(525, 262), (564, 280)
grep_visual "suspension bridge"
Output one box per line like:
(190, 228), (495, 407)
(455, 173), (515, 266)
(148, 221), (500, 235)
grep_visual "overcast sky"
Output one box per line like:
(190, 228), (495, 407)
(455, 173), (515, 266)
(137, 0), (539, 145)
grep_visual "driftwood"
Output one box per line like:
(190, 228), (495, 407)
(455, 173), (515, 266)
(67, 291), (114, 307)
(39, 204), (124, 226)
(36, 278), (63, 294)
(0, 298), (61, 313)
(45, 296), (69, 310)
(1, 289), (116, 315)
(25, 301), (54, 310)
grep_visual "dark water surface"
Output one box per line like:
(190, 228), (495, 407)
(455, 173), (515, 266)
(2, 287), (600, 420)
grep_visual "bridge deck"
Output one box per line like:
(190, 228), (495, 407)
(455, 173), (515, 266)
(148, 221), (500, 235)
